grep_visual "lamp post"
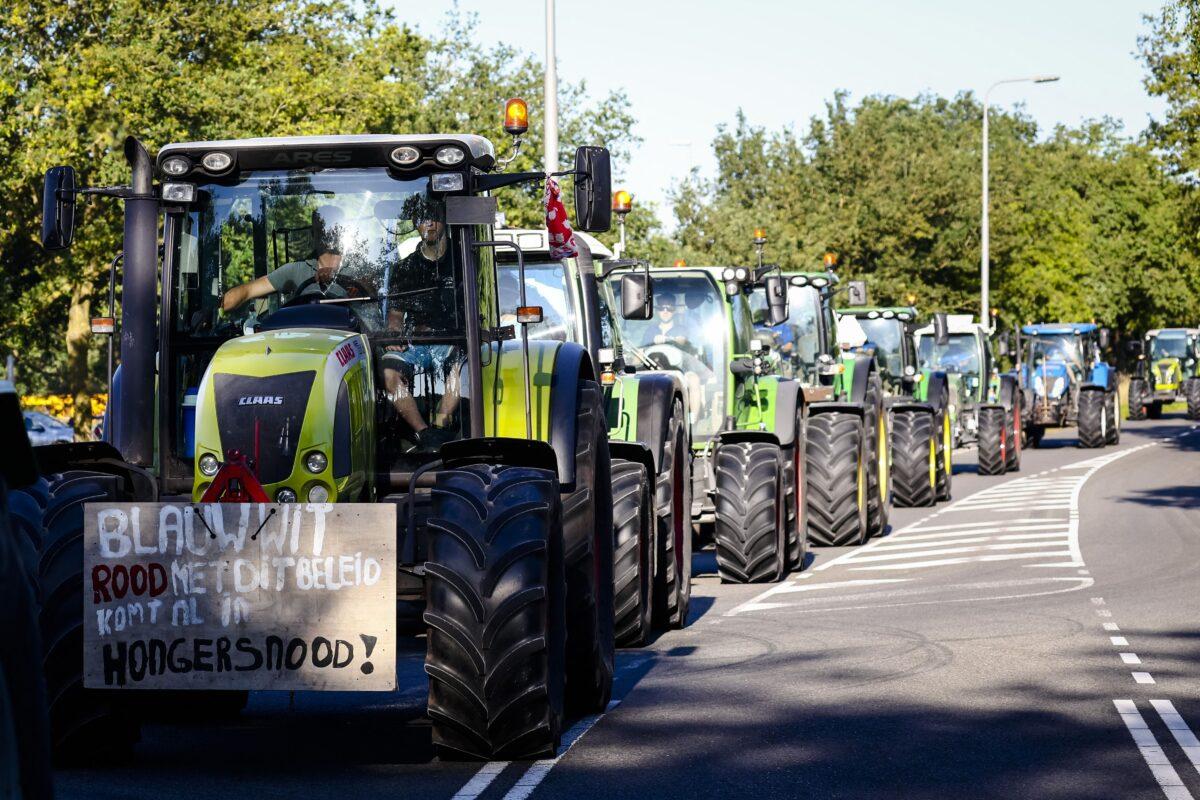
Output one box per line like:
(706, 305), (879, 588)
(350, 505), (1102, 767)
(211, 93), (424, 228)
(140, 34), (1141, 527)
(544, 0), (558, 174)
(981, 74), (1059, 328)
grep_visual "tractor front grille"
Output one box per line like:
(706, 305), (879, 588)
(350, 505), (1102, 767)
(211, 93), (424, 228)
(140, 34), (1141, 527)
(212, 371), (315, 485)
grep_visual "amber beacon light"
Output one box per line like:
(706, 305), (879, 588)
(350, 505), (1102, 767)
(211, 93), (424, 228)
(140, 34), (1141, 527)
(612, 189), (633, 215)
(504, 98), (529, 136)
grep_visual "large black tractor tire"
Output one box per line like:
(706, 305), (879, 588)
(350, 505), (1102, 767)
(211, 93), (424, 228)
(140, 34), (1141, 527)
(1147, 401), (1163, 420)
(1105, 391), (1121, 445)
(863, 373), (889, 538)
(425, 464), (566, 760)
(1005, 399), (1022, 473)
(1127, 379), (1148, 421)
(934, 407), (953, 502)
(891, 410), (936, 508)
(1, 477), (53, 800)
(782, 421), (809, 572)
(713, 442), (784, 583)
(561, 382), (615, 714)
(1077, 390), (1108, 449)
(611, 459), (652, 648)
(806, 412), (868, 547)
(39, 473), (141, 762)
(652, 399), (692, 630)
(1187, 379), (1200, 421)
(977, 407), (1008, 476)
(1026, 424), (1045, 448)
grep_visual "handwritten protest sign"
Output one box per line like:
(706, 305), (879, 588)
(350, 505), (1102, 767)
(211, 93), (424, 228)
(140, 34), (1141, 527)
(83, 503), (396, 691)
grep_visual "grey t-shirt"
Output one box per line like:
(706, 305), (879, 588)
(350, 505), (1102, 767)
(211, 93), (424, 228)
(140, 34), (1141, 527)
(266, 259), (347, 301)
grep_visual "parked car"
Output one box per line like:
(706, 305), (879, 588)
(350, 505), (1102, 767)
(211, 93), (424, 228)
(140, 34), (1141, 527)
(23, 411), (73, 445)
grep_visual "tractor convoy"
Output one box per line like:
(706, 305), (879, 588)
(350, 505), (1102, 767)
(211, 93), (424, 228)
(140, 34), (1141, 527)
(6, 98), (1172, 773)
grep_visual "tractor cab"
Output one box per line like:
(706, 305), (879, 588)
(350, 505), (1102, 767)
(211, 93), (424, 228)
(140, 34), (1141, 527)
(836, 306), (919, 392)
(1142, 328), (1199, 395)
(753, 271), (838, 384)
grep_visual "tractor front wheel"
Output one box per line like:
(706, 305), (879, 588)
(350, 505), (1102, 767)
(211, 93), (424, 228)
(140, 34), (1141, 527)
(713, 442), (785, 583)
(1127, 379), (1148, 421)
(1186, 379), (1200, 421)
(425, 464), (566, 760)
(863, 373), (889, 538)
(611, 459), (652, 648)
(977, 407), (1008, 476)
(806, 412), (868, 547)
(1105, 391), (1121, 444)
(890, 410), (936, 508)
(652, 399), (691, 630)
(1077, 389), (1108, 449)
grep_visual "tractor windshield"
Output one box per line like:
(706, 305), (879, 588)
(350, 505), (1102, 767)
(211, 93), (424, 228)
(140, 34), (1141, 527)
(918, 333), (981, 378)
(1025, 334), (1083, 373)
(856, 317), (905, 379)
(496, 260), (581, 342)
(613, 273), (728, 439)
(169, 167), (472, 465)
(1150, 334), (1188, 360)
(749, 285), (822, 379)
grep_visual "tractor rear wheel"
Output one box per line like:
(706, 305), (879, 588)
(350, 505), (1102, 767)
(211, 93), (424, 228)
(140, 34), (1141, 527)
(39, 473), (141, 762)
(611, 459), (652, 648)
(863, 373), (889, 538)
(713, 441), (785, 583)
(1005, 397), (1022, 472)
(806, 412), (868, 547)
(891, 410), (936, 508)
(1077, 389), (1107, 448)
(1105, 391), (1120, 444)
(425, 464), (566, 760)
(782, 416), (809, 571)
(1127, 379), (1148, 420)
(653, 399), (691, 630)
(1187, 379), (1200, 421)
(977, 407), (1008, 476)
(561, 382), (615, 714)
(1, 476), (53, 799)
(1147, 401), (1163, 420)
(935, 407), (953, 501)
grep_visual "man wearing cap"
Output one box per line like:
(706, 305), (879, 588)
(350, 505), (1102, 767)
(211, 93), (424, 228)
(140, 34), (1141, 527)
(220, 206), (351, 311)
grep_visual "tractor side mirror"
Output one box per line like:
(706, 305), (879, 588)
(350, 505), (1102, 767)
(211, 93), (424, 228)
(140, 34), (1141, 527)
(42, 165), (78, 251)
(1098, 327), (1111, 349)
(620, 272), (652, 320)
(846, 280), (867, 307)
(764, 274), (789, 326)
(573, 146), (612, 233)
(933, 312), (950, 346)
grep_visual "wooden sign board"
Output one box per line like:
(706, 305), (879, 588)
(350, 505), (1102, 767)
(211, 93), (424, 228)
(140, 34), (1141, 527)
(83, 503), (396, 691)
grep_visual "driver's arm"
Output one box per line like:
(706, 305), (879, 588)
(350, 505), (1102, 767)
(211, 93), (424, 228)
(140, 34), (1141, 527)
(221, 275), (276, 312)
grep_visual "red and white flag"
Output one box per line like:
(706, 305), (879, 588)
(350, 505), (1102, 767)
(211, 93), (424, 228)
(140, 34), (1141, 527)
(544, 177), (578, 259)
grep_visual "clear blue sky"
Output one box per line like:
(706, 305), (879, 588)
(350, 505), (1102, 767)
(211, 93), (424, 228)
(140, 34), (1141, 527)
(393, 0), (1166, 226)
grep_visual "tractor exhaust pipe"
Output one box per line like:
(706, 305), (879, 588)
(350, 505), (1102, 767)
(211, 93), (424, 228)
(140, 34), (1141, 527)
(113, 136), (157, 466)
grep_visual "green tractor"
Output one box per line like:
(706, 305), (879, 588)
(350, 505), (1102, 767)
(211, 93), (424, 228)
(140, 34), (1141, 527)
(611, 264), (809, 582)
(836, 307), (953, 507)
(1127, 328), (1200, 421)
(914, 315), (1022, 476)
(28, 110), (626, 760)
(492, 228), (693, 644)
(761, 268), (889, 546)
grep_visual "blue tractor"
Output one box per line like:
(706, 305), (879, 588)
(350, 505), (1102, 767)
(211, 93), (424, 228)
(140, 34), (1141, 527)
(1017, 323), (1118, 449)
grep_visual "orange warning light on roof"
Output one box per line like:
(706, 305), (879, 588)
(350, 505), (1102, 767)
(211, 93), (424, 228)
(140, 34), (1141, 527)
(612, 189), (632, 214)
(503, 98), (529, 136)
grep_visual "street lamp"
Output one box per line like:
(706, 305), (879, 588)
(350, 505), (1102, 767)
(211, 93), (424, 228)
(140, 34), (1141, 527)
(544, 0), (558, 174)
(981, 74), (1059, 328)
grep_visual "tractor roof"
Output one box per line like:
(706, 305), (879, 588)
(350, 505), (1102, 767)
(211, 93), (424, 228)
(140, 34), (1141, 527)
(1145, 328), (1199, 337)
(157, 134), (497, 175)
(912, 314), (985, 337)
(1021, 322), (1098, 335)
(493, 228), (613, 260)
(783, 271), (839, 288)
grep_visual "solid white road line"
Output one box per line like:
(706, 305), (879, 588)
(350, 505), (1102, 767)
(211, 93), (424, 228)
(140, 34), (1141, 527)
(1151, 700), (1200, 775)
(905, 518), (1068, 533)
(847, 551), (1074, 571)
(452, 761), (511, 800)
(1114, 700), (1195, 800)
(840, 540), (1072, 564)
(869, 532), (1070, 549)
(499, 700), (619, 800)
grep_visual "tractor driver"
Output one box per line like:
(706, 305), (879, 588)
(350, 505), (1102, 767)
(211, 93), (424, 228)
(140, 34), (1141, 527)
(380, 195), (463, 449)
(220, 206), (352, 311)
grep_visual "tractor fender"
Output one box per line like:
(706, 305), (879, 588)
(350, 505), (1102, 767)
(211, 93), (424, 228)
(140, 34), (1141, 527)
(547, 341), (596, 492)
(1079, 383), (1108, 395)
(441, 437), (559, 474)
(922, 371), (949, 413)
(808, 401), (866, 418)
(1089, 362), (1115, 391)
(31, 441), (158, 500)
(771, 379), (804, 449)
(890, 401), (936, 415)
(715, 430), (781, 448)
(998, 374), (1021, 410)
(847, 352), (875, 403)
(608, 441), (656, 482)
(627, 370), (687, 475)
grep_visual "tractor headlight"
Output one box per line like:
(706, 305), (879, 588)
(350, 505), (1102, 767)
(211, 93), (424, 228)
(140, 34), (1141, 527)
(722, 268), (736, 281)
(307, 484), (330, 503)
(735, 268), (748, 281)
(390, 146), (421, 166)
(304, 451), (328, 474)
(276, 487), (297, 504)
(198, 453), (219, 476)
(434, 146), (466, 166)
(201, 151), (233, 172)
(161, 156), (190, 176)
(1051, 377), (1065, 396)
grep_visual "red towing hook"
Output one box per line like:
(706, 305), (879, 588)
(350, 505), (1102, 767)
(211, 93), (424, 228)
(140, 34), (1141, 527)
(200, 449), (271, 503)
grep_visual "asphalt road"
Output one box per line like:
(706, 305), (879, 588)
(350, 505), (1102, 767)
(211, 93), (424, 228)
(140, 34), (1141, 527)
(55, 414), (1200, 800)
